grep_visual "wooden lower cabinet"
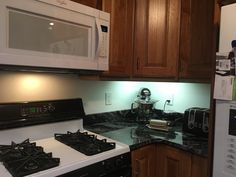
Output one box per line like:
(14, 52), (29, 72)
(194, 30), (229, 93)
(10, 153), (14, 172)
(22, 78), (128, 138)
(156, 145), (191, 177)
(131, 145), (156, 177)
(132, 144), (208, 177)
(191, 155), (208, 177)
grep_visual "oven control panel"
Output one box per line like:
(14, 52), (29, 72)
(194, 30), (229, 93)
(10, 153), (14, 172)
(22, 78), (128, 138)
(224, 107), (236, 175)
(0, 98), (85, 130)
(21, 103), (56, 116)
(225, 136), (236, 175)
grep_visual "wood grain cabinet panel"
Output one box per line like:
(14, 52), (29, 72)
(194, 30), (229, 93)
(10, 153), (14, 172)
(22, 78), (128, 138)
(101, 0), (134, 77)
(179, 0), (215, 81)
(133, 0), (181, 78)
(132, 144), (208, 177)
(191, 155), (208, 177)
(156, 145), (192, 177)
(132, 145), (156, 177)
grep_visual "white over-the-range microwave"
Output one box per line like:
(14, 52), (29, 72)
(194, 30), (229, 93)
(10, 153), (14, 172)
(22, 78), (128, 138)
(0, 0), (110, 71)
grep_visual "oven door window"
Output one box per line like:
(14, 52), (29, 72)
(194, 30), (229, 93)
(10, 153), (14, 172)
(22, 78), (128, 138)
(8, 8), (91, 58)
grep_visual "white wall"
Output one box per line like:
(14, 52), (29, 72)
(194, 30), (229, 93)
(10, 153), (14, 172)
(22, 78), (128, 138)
(0, 71), (211, 114)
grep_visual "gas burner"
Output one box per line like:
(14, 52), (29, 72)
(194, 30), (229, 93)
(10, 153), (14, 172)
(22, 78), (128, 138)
(0, 139), (41, 162)
(0, 139), (60, 177)
(55, 130), (116, 156)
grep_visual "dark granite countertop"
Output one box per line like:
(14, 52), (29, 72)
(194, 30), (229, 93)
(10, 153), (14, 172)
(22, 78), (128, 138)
(83, 110), (208, 157)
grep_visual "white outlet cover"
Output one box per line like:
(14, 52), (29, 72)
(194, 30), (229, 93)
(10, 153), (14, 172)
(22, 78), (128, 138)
(167, 94), (174, 106)
(105, 92), (112, 105)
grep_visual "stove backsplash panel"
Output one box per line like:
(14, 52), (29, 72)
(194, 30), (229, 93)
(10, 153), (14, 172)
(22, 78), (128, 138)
(0, 98), (85, 130)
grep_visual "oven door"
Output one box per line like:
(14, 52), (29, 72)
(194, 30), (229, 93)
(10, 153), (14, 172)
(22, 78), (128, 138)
(59, 166), (131, 177)
(59, 153), (131, 177)
(103, 167), (131, 177)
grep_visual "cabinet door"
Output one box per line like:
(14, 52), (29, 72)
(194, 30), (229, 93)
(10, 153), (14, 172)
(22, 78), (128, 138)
(102, 0), (134, 77)
(70, 0), (102, 9)
(191, 155), (208, 177)
(133, 0), (181, 78)
(157, 145), (191, 177)
(179, 0), (214, 81)
(132, 145), (156, 177)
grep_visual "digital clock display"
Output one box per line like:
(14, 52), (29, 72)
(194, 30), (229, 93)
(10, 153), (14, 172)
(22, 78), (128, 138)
(29, 107), (36, 113)
(21, 103), (55, 117)
(21, 107), (40, 116)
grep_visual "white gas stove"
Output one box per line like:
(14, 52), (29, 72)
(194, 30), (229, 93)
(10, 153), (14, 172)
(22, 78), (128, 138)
(0, 99), (130, 177)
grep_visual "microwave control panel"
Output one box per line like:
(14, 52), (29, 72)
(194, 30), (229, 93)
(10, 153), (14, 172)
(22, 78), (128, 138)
(100, 25), (108, 58)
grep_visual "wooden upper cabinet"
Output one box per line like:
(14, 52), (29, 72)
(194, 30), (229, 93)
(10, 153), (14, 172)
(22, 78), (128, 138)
(76, 0), (214, 81)
(156, 145), (192, 177)
(70, 0), (102, 9)
(133, 0), (181, 78)
(102, 0), (134, 77)
(179, 0), (215, 81)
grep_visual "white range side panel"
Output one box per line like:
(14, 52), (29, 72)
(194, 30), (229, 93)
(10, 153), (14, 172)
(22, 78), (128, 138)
(219, 3), (236, 53)
(213, 101), (236, 177)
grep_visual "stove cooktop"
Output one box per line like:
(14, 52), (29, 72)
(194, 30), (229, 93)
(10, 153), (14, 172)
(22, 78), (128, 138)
(0, 131), (130, 177)
(0, 139), (60, 177)
(55, 130), (116, 156)
(0, 99), (130, 177)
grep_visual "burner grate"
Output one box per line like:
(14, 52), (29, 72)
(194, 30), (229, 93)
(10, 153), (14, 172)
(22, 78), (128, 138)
(55, 130), (116, 156)
(0, 139), (60, 177)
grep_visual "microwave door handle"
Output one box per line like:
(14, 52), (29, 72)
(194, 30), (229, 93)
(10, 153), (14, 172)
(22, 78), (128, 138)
(95, 18), (102, 59)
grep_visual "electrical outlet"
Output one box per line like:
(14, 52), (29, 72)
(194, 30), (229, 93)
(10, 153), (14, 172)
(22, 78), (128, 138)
(105, 92), (112, 105)
(167, 94), (174, 106)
